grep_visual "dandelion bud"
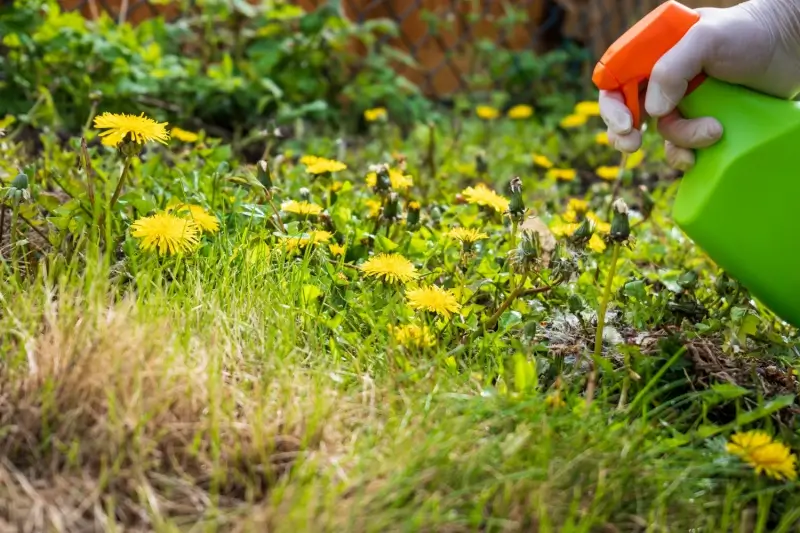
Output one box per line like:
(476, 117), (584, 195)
(508, 229), (541, 273)
(430, 205), (443, 224)
(89, 90), (103, 102)
(382, 192), (401, 222)
(406, 200), (421, 228)
(373, 164), (392, 195)
(6, 173), (30, 203)
(257, 160), (273, 190)
(507, 176), (525, 218)
(299, 187), (311, 201)
(319, 212), (336, 235)
(120, 139), (143, 158)
(570, 217), (594, 246)
(610, 198), (631, 243)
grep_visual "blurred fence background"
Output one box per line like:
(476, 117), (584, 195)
(58, 0), (743, 99)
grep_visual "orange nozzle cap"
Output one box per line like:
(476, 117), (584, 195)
(592, 0), (701, 129)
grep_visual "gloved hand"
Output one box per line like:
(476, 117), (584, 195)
(599, 0), (800, 170)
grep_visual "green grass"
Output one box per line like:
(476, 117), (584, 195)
(1, 107), (799, 531)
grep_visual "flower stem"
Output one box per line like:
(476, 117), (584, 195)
(605, 153), (628, 220)
(109, 156), (133, 212)
(510, 216), (518, 251)
(586, 242), (621, 408)
(484, 272), (529, 330)
(10, 202), (21, 284)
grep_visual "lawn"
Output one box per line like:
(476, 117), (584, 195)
(1, 2), (799, 532)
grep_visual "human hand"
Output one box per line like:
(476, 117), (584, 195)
(599, 0), (800, 170)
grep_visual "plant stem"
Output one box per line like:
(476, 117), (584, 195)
(586, 242), (621, 409)
(10, 202), (21, 284)
(264, 192), (285, 233)
(109, 156), (133, 212)
(80, 137), (96, 209)
(509, 216), (518, 252)
(484, 272), (529, 331)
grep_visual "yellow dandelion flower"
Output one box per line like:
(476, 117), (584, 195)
(588, 233), (607, 253)
(407, 286), (461, 319)
(727, 430), (798, 481)
(306, 158), (347, 175)
(546, 168), (577, 181)
(300, 155), (323, 166)
(461, 183), (510, 214)
(388, 323), (436, 349)
(533, 154), (554, 169)
(574, 101), (601, 116)
(596, 166), (621, 181)
(169, 203), (220, 234)
(567, 198), (589, 215)
(283, 231), (332, 253)
(447, 227), (488, 244)
(476, 105), (500, 120)
(559, 113), (588, 129)
(331, 181), (344, 192)
(366, 168), (414, 191)
(281, 200), (324, 216)
(366, 199), (382, 218)
(171, 127), (199, 143)
(360, 253), (417, 284)
(329, 243), (346, 257)
(625, 149), (645, 169)
(595, 131), (610, 145)
(131, 212), (200, 255)
(562, 209), (578, 223)
(408, 200), (421, 210)
(93, 112), (170, 147)
(587, 212), (611, 233)
(507, 104), (534, 120)
(550, 222), (580, 238)
(364, 107), (388, 122)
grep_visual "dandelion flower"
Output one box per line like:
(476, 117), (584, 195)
(94, 112), (170, 147)
(300, 155), (324, 166)
(364, 107), (388, 122)
(546, 168), (577, 181)
(360, 253), (417, 284)
(283, 231), (332, 253)
(567, 198), (589, 214)
(306, 158), (347, 175)
(587, 212), (611, 233)
(389, 323), (436, 349)
(281, 200), (324, 216)
(559, 114), (588, 128)
(447, 227), (488, 244)
(476, 105), (500, 120)
(507, 104), (533, 120)
(588, 233), (607, 253)
(596, 166), (621, 181)
(366, 199), (382, 218)
(574, 101), (601, 116)
(461, 183), (510, 213)
(533, 155), (554, 169)
(366, 168), (414, 191)
(550, 222), (580, 238)
(727, 430), (797, 481)
(131, 212), (200, 255)
(595, 132), (610, 145)
(170, 203), (220, 234)
(171, 127), (200, 143)
(329, 243), (346, 257)
(407, 286), (461, 319)
(625, 149), (645, 169)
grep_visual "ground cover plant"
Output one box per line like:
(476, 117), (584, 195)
(1, 1), (800, 532)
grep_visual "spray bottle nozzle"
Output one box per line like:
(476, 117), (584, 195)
(592, 0), (702, 129)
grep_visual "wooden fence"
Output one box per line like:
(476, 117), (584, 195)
(56, 0), (743, 97)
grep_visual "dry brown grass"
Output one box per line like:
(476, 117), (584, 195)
(0, 295), (351, 532)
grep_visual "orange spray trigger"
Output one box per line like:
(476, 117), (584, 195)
(591, 0), (701, 130)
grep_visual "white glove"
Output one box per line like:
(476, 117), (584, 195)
(599, 0), (800, 170)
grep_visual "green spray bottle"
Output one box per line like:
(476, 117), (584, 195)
(592, 0), (800, 328)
